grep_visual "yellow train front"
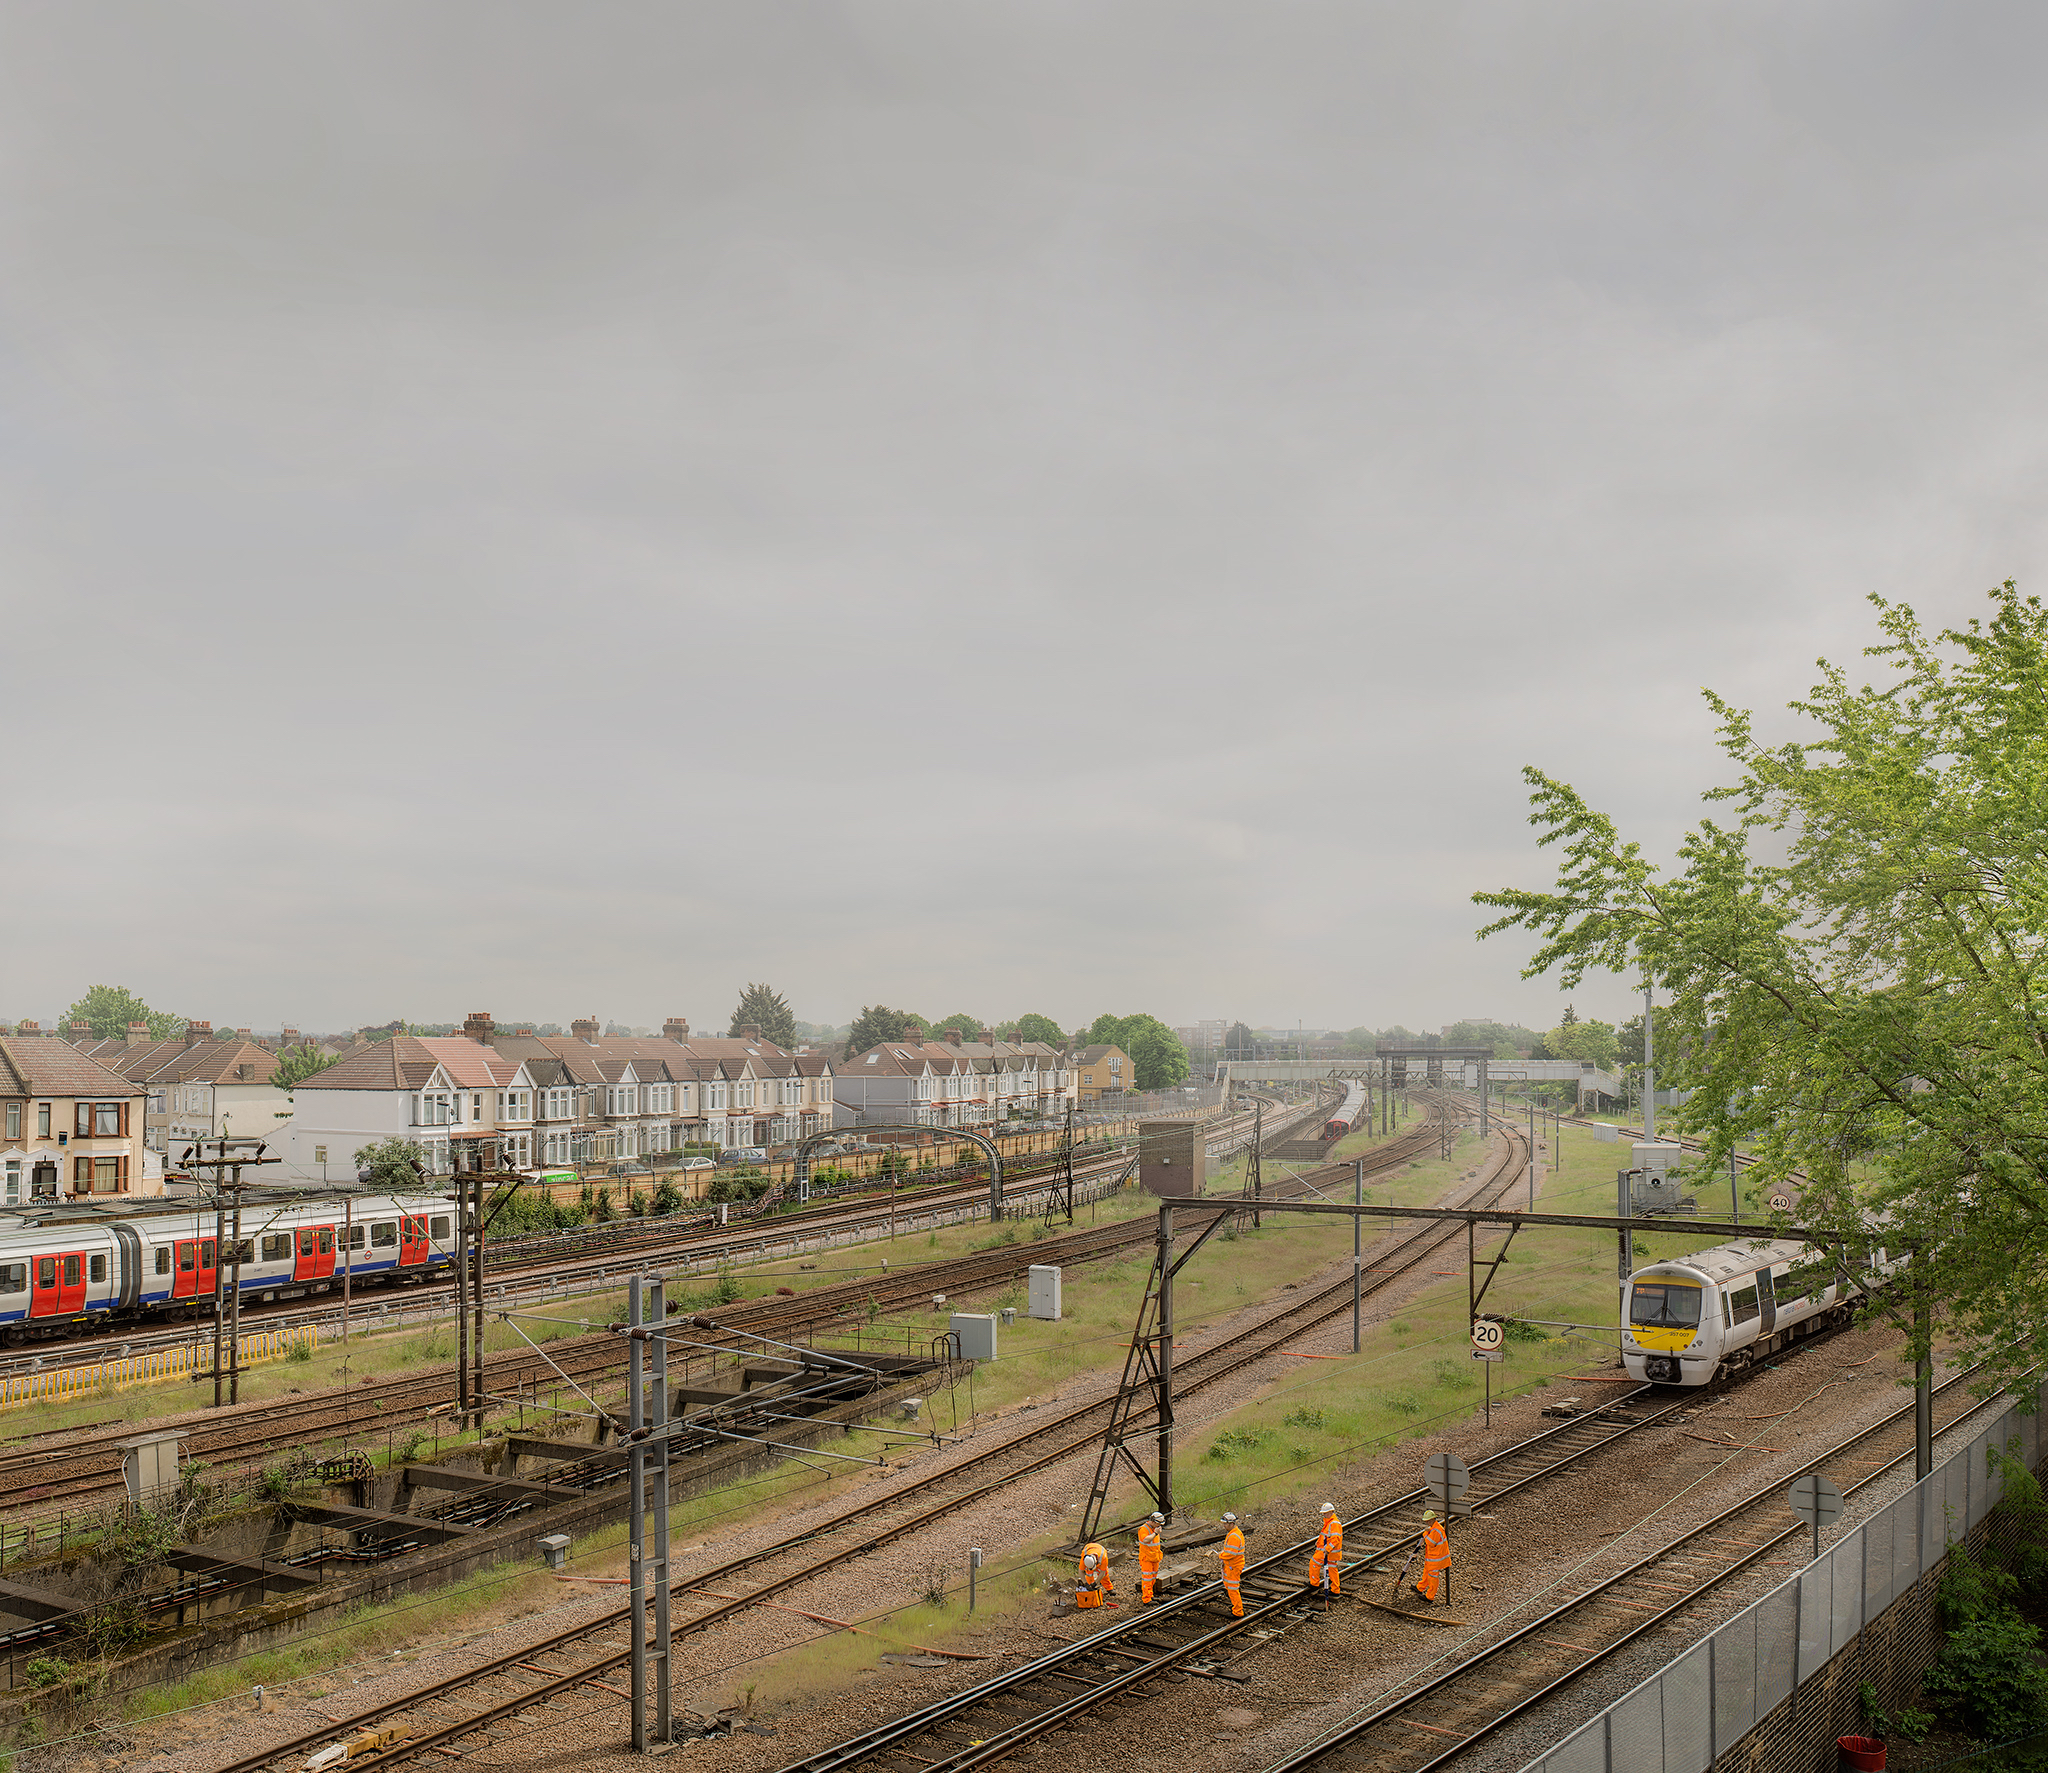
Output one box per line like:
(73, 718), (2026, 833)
(1621, 1235), (1896, 1385)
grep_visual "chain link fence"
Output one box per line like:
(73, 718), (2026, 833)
(1522, 1374), (2048, 1773)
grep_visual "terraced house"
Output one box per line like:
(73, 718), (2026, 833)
(283, 1013), (836, 1179)
(0, 1033), (157, 1202)
(71, 1020), (296, 1156)
(835, 1028), (1073, 1129)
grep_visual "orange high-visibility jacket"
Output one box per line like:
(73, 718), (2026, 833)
(1313, 1515), (1343, 1566)
(1420, 1520), (1450, 1579)
(1219, 1525), (1246, 1568)
(1078, 1542), (1112, 1588)
(1137, 1522), (1163, 1567)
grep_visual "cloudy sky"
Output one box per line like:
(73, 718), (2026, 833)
(5, 3), (2044, 1039)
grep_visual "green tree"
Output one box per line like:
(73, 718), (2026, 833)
(271, 1043), (338, 1089)
(844, 1006), (926, 1058)
(1011, 1013), (1065, 1048)
(1544, 1017), (1619, 1069)
(1081, 1014), (1191, 1091)
(1475, 583), (2048, 1399)
(62, 986), (183, 1041)
(931, 1011), (982, 1042)
(728, 983), (797, 1049)
(353, 1136), (430, 1189)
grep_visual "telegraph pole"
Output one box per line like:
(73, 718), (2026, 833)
(1352, 1160), (1363, 1354)
(628, 1277), (673, 1748)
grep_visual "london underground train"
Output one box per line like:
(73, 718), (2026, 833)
(0, 1193), (457, 1344)
(1324, 1082), (1369, 1141)
(1622, 1234), (1901, 1385)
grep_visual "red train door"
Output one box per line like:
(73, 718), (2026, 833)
(171, 1239), (217, 1301)
(294, 1225), (337, 1281)
(399, 1216), (428, 1266)
(30, 1252), (87, 1317)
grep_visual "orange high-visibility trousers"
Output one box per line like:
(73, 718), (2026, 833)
(1078, 1541), (1114, 1609)
(1217, 1525), (1247, 1617)
(1414, 1522), (1450, 1603)
(1310, 1517), (1343, 1595)
(1136, 1523), (1163, 1603)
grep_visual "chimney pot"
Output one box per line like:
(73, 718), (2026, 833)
(514, 1026), (534, 1037)
(69, 1021), (92, 1045)
(571, 1017), (600, 1044)
(17, 1020), (39, 1036)
(126, 1022), (151, 1048)
(186, 1019), (213, 1047)
(663, 1017), (691, 1043)
(946, 1027), (962, 1046)
(463, 1011), (496, 1047)
(237, 1027), (251, 1039)
(903, 1023), (923, 1043)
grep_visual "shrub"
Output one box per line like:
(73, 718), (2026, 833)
(79, 1599), (147, 1659)
(1385, 1391), (1424, 1418)
(1284, 1406), (1325, 1431)
(1503, 1317), (1548, 1344)
(1922, 1615), (2048, 1741)
(1205, 1427), (1270, 1462)
(593, 1187), (615, 1222)
(285, 1337), (313, 1364)
(651, 1180), (684, 1216)
(713, 1264), (742, 1305)
(25, 1656), (69, 1690)
(1941, 1538), (2020, 1629)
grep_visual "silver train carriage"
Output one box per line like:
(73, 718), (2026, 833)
(1324, 1081), (1370, 1141)
(0, 1193), (457, 1343)
(1622, 1234), (1900, 1385)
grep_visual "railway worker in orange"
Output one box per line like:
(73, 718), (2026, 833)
(1136, 1511), (1165, 1604)
(1076, 1543), (1115, 1609)
(1413, 1511), (1452, 1605)
(1213, 1512), (1247, 1617)
(1308, 1502), (1343, 1607)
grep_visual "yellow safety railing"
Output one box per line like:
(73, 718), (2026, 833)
(0, 1324), (319, 1411)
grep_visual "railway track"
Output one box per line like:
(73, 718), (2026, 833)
(772, 1368), (1991, 1773)
(0, 1094), (1392, 1510)
(210, 1114), (1523, 1773)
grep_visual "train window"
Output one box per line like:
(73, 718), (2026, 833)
(36, 1258), (54, 1288)
(1629, 1282), (1702, 1328)
(0, 1263), (22, 1294)
(1783, 1259), (1835, 1302)
(63, 1255), (80, 1286)
(233, 1241), (254, 1264)
(371, 1222), (398, 1247)
(178, 1245), (196, 1272)
(89, 1254), (106, 1283)
(1728, 1283), (1759, 1325)
(262, 1235), (292, 1263)
(200, 1240), (215, 1267)
(155, 1248), (171, 1275)
(347, 1224), (366, 1249)
(430, 1216), (450, 1240)
(317, 1228), (334, 1254)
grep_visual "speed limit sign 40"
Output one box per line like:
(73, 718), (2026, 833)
(1471, 1318), (1505, 1353)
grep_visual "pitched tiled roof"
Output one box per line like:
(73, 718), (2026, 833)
(416, 1039), (524, 1088)
(0, 1039), (146, 1098)
(289, 1037), (441, 1092)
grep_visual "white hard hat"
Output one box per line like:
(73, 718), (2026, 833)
(1150, 1512), (1165, 1523)
(1083, 1553), (1098, 1567)
(1320, 1502), (1336, 1515)
(1421, 1510), (1438, 1522)
(1222, 1512), (1237, 1523)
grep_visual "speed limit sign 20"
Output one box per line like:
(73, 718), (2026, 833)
(1471, 1318), (1505, 1353)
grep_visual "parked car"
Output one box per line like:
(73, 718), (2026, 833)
(719, 1147), (769, 1165)
(681, 1156), (715, 1172)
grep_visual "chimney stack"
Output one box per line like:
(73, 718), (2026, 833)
(571, 1017), (600, 1044)
(463, 1011), (496, 1047)
(16, 1020), (39, 1037)
(513, 1026), (534, 1037)
(126, 1022), (151, 1047)
(236, 1027), (252, 1040)
(186, 1020), (213, 1047)
(946, 1027), (963, 1047)
(281, 1027), (300, 1047)
(977, 1027), (995, 1046)
(903, 1023), (923, 1044)
(69, 1021), (92, 1046)
(663, 1017), (691, 1043)
(736, 1023), (762, 1044)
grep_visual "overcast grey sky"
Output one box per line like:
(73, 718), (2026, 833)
(5, 3), (2044, 1038)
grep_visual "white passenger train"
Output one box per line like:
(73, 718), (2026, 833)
(1622, 1233), (1899, 1385)
(0, 1193), (458, 1343)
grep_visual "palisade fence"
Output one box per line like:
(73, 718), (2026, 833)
(1521, 1375), (2048, 1773)
(0, 1325), (320, 1412)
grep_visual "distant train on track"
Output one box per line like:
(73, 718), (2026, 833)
(1623, 1233), (1902, 1385)
(1323, 1081), (1369, 1141)
(0, 1194), (457, 1344)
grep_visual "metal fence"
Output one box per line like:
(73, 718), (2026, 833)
(1522, 1374), (2048, 1773)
